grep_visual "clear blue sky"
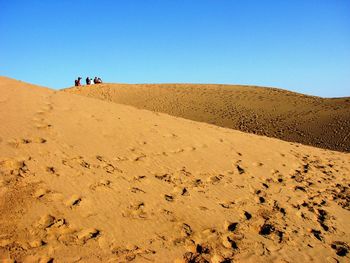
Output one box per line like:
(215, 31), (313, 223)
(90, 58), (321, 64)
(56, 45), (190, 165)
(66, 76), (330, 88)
(0, 0), (349, 97)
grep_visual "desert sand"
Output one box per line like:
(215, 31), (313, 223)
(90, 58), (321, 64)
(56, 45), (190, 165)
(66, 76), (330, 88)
(0, 76), (349, 262)
(65, 83), (350, 152)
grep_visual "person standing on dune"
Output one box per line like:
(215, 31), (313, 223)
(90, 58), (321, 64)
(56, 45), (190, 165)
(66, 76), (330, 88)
(86, 77), (91, 85)
(93, 77), (103, 84)
(74, 77), (82, 86)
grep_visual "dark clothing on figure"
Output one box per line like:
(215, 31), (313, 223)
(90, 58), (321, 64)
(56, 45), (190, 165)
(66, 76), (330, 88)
(93, 77), (102, 84)
(75, 77), (82, 86)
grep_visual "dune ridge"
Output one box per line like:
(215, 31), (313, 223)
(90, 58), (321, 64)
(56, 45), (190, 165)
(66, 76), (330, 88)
(0, 77), (349, 262)
(65, 83), (350, 152)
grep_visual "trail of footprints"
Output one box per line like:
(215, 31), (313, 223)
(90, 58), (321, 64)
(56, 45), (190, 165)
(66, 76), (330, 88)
(1, 123), (350, 263)
(61, 155), (123, 175)
(2, 94), (349, 261)
(33, 99), (55, 131)
(28, 213), (100, 249)
(148, 153), (349, 261)
(0, 131), (129, 261)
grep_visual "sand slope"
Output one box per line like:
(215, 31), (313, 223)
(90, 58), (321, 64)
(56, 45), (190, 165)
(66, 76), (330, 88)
(1, 76), (350, 262)
(65, 83), (350, 152)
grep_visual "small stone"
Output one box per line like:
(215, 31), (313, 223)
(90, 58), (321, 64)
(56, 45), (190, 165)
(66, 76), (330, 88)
(34, 189), (47, 198)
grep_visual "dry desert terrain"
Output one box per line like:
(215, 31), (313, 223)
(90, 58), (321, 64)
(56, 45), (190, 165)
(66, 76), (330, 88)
(0, 76), (349, 262)
(65, 83), (350, 152)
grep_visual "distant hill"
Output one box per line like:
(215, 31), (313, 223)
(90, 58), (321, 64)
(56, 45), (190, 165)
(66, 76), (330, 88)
(65, 83), (350, 152)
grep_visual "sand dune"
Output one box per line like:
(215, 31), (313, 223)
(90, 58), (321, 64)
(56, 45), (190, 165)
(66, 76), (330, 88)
(1, 76), (350, 262)
(65, 83), (350, 152)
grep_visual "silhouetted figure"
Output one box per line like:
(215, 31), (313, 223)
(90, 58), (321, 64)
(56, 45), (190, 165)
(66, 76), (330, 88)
(74, 77), (82, 86)
(93, 77), (103, 84)
(86, 77), (92, 85)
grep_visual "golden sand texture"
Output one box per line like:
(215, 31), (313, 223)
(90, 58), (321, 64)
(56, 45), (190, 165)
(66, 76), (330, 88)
(65, 83), (350, 152)
(0, 76), (349, 262)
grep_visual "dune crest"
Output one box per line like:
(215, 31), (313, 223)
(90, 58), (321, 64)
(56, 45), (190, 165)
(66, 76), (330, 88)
(65, 83), (350, 152)
(0, 77), (349, 262)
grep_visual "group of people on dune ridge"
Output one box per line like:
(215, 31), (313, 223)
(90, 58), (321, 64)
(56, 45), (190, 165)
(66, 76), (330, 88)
(74, 76), (102, 86)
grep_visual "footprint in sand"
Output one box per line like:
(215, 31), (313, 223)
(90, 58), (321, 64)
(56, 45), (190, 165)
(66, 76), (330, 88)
(33, 188), (64, 204)
(235, 164), (245, 174)
(65, 195), (82, 208)
(184, 146), (196, 152)
(154, 173), (174, 184)
(7, 138), (47, 148)
(180, 223), (193, 237)
(179, 167), (192, 177)
(36, 214), (58, 229)
(77, 228), (100, 243)
(122, 202), (148, 219)
(219, 201), (235, 209)
(96, 155), (123, 173)
(207, 174), (224, 185)
(0, 158), (29, 178)
(39, 138), (47, 143)
(21, 138), (32, 144)
(35, 123), (53, 130)
(132, 153), (147, 162)
(80, 160), (91, 169)
(114, 156), (129, 162)
(130, 187), (146, 194)
(181, 244), (228, 263)
(243, 211), (252, 220)
(310, 229), (323, 241)
(163, 133), (178, 138)
(33, 188), (49, 199)
(104, 163), (122, 173)
(46, 166), (58, 175)
(169, 148), (185, 154)
(181, 187), (190, 196)
(164, 194), (174, 202)
(178, 226), (236, 262)
(33, 214), (100, 247)
(133, 175), (147, 182)
(90, 179), (111, 190)
(34, 214), (70, 241)
(225, 221), (239, 232)
(192, 178), (204, 188)
(331, 241), (349, 257)
(111, 245), (156, 261)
